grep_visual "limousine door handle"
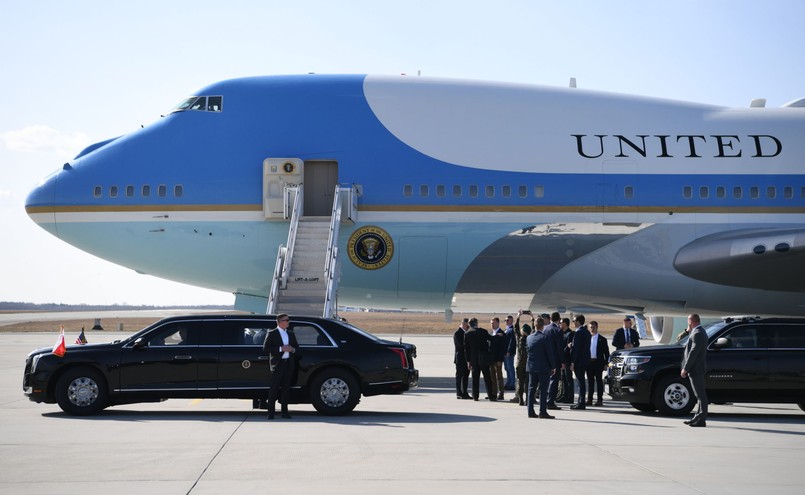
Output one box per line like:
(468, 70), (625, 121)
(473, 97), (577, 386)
(258, 355), (270, 360)
(173, 355), (193, 360)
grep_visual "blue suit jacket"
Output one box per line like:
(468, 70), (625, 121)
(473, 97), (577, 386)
(571, 326), (592, 367)
(526, 331), (557, 374)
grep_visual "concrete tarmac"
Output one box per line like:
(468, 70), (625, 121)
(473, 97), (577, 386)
(2, 332), (804, 495)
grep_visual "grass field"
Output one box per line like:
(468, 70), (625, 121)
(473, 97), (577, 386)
(0, 311), (634, 340)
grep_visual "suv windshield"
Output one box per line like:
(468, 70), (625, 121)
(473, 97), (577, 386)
(675, 320), (731, 345)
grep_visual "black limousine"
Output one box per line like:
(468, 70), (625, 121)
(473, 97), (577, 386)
(24, 314), (418, 416)
(608, 316), (805, 415)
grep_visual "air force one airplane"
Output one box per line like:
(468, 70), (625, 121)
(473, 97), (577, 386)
(25, 74), (805, 340)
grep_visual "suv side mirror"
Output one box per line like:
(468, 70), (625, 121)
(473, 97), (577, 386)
(713, 337), (731, 349)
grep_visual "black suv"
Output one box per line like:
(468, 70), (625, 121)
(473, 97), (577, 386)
(608, 317), (805, 415)
(24, 314), (418, 416)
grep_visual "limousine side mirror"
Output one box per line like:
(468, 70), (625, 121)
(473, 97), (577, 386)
(132, 337), (147, 350)
(712, 337), (731, 349)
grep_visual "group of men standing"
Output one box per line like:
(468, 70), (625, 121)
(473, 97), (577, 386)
(454, 311), (643, 419)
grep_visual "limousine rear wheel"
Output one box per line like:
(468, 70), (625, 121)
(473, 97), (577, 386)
(653, 375), (695, 416)
(54, 367), (108, 416)
(310, 368), (360, 416)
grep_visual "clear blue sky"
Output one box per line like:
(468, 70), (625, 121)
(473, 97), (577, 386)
(2, 0), (803, 305)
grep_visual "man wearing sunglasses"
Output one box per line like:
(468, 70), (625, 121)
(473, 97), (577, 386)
(263, 314), (299, 419)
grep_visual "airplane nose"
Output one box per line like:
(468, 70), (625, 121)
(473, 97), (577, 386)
(25, 166), (61, 237)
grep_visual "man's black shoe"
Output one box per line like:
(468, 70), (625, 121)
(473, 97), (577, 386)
(538, 413), (555, 419)
(570, 404), (586, 410)
(461, 394), (472, 399)
(689, 420), (706, 427)
(546, 404), (562, 410)
(528, 412), (538, 418)
(683, 419), (694, 425)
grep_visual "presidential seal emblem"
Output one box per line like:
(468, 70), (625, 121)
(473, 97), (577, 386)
(347, 226), (394, 270)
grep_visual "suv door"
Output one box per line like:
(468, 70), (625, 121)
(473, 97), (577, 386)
(767, 323), (805, 401)
(706, 323), (769, 402)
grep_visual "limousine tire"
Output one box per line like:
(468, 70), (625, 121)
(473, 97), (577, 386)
(55, 367), (108, 416)
(310, 368), (361, 416)
(652, 375), (695, 416)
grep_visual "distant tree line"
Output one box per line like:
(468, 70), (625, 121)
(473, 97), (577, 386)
(0, 302), (233, 312)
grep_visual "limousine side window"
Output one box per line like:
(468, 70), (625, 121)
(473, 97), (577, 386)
(147, 322), (202, 346)
(290, 324), (334, 347)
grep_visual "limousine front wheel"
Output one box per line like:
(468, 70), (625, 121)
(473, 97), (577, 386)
(54, 367), (108, 416)
(310, 368), (360, 416)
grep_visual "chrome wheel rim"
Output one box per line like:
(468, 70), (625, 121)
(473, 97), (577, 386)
(663, 383), (689, 410)
(319, 377), (350, 408)
(67, 377), (99, 407)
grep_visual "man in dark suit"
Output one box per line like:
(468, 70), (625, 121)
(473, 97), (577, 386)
(503, 315), (517, 391)
(570, 315), (591, 410)
(559, 317), (575, 403)
(542, 312), (565, 410)
(585, 321), (610, 406)
(526, 318), (557, 418)
(681, 313), (708, 427)
(612, 317), (641, 350)
(262, 313), (299, 419)
(453, 318), (471, 399)
(464, 317), (495, 401)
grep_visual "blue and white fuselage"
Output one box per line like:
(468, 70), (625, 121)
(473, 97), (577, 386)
(25, 75), (805, 319)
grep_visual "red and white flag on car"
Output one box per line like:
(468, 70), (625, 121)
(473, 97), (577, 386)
(52, 325), (66, 357)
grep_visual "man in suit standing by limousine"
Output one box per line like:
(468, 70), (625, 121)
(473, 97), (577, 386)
(263, 313), (299, 419)
(681, 313), (708, 427)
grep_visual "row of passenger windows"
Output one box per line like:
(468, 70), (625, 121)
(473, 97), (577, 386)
(93, 185), (183, 199)
(683, 185), (802, 200)
(404, 184), (546, 198)
(404, 184), (805, 200)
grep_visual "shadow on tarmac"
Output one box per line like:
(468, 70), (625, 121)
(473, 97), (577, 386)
(41, 408), (496, 425)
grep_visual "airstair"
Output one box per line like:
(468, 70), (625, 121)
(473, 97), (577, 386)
(266, 184), (356, 318)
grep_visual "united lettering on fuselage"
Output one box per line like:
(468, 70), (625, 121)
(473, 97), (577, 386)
(572, 134), (783, 159)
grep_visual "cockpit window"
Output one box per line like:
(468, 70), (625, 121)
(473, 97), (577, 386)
(207, 96), (222, 112)
(170, 95), (223, 113)
(189, 96), (207, 111)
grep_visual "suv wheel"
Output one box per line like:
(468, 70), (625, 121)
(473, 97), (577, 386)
(652, 375), (695, 416)
(55, 367), (108, 416)
(310, 368), (361, 416)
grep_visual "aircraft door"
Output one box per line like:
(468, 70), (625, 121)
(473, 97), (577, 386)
(263, 158), (303, 219)
(303, 160), (338, 216)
